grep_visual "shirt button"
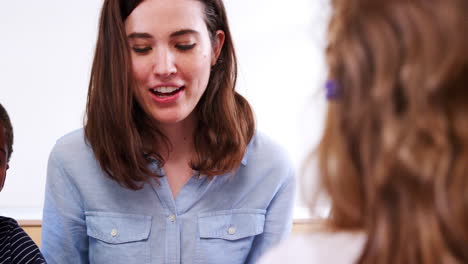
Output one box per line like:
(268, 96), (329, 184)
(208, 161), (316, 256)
(111, 229), (118, 237)
(168, 214), (176, 222)
(227, 226), (236, 235)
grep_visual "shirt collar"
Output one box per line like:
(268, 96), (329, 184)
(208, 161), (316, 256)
(240, 145), (249, 166)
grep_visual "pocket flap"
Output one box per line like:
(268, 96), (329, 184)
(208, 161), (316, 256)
(85, 211), (152, 244)
(198, 209), (266, 241)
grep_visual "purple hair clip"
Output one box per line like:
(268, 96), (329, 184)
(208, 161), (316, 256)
(325, 79), (340, 100)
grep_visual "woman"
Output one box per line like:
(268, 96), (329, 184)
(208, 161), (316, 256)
(259, 0), (467, 263)
(0, 103), (46, 264)
(41, 0), (295, 263)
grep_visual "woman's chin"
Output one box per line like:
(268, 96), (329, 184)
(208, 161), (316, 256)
(152, 114), (192, 127)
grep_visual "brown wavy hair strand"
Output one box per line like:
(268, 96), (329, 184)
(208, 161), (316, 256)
(317, 0), (468, 262)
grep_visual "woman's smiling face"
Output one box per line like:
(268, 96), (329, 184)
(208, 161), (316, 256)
(125, 0), (224, 126)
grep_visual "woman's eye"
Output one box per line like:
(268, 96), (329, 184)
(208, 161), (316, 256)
(176, 43), (196, 51)
(132, 47), (152, 54)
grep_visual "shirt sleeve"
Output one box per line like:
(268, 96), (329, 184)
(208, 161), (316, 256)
(41, 149), (89, 263)
(244, 167), (296, 263)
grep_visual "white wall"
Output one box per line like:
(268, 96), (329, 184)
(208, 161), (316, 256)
(0, 0), (330, 219)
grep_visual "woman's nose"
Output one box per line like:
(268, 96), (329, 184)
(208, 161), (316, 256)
(152, 48), (177, 78)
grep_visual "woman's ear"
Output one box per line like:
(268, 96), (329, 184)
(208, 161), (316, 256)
(211, 30), (225, 66)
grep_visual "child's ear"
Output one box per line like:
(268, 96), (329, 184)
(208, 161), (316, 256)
(211, 30), (225, 66)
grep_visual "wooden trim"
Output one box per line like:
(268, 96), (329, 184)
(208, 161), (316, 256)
(17, 220), (42, 227)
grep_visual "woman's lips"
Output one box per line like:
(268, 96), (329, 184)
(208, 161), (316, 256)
(149, 86), (185, 104)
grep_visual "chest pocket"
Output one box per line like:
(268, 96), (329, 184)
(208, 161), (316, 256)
(85, 211), (152, 264)
(196, 209), (266, 264)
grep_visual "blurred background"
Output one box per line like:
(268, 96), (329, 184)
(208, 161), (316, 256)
(0, 0), (330, 220)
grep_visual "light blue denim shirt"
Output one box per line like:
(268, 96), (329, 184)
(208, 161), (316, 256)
(41, 129), (295, 264)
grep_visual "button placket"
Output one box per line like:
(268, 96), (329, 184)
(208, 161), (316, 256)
(168, 214), (176, 223)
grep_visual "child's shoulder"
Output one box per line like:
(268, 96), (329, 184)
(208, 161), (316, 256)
(0, 216), (19, 228)
(0, 216), (21, 239)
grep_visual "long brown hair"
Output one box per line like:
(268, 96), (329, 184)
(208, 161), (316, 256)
(316, 0), (468, 262)
(85, 0), (254, 190)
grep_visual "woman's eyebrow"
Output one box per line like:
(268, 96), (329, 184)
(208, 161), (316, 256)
(127, 30), (198, 40)
(170, 29), (199, 38)
(127, 32), (154, 39)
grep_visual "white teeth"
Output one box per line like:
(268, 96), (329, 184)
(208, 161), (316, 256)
(152, 86), (180, 93)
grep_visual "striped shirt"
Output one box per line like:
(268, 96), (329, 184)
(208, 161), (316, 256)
(0, 217), (46, 264)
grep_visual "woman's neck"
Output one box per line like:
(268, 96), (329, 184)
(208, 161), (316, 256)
(156, 114), (197, 198)
(157, 114), (196, 163)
